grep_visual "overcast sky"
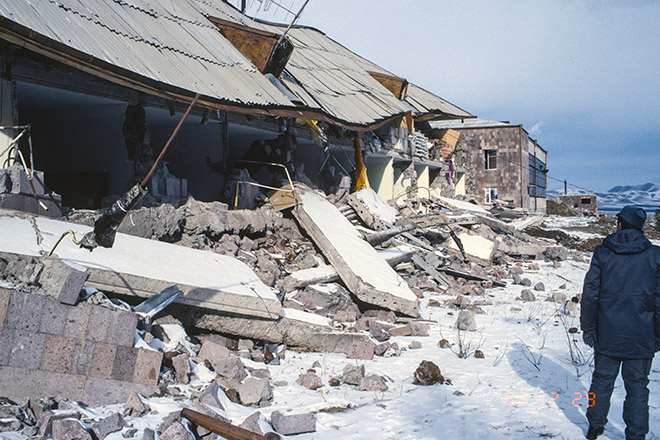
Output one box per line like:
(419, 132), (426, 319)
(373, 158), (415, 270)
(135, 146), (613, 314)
(243, 0), (660, 193)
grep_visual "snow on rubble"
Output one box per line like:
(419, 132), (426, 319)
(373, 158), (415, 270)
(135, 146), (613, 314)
(1, 193), (659, 440)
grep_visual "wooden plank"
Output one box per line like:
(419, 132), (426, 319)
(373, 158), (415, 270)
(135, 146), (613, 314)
(410, 254), (450, 288)
(182, 408), (269, 440)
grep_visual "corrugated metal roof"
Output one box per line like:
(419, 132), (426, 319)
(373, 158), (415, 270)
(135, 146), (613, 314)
(0, 0), (295, 107)
(430, 118), (513, 129)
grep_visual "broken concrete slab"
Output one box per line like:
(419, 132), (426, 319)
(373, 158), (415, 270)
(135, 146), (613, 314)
(448, 231), (499, 263)
(0, 212), (282, 320)
(51, 418), (91, 440)
(183, 307), (374, 354)
(281, 247), (413, 293)
(291, 187), (419, 317)
(346, 188), (398, 230)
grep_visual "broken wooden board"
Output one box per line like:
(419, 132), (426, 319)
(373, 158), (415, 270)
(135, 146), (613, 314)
(0, 212), (282, 319)
(291, 186), (419, 317)
(281, 247), (414, 292)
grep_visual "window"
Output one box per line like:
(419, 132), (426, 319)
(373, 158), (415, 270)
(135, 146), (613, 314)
(484, 150), (497, 170)
(581, 198), (592, 205)
(485, 187), (498, 203)
(528, 153), (547, 197)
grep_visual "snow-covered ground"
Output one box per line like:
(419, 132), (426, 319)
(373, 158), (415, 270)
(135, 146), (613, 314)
(4, 218), (660, 440)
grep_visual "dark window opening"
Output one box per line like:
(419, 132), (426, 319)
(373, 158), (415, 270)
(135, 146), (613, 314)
(484, 150), (497, 170)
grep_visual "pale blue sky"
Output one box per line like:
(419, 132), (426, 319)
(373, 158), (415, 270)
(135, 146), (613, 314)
(241, 0), (660, 193)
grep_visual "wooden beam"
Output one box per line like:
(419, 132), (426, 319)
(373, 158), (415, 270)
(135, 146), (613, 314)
(181, 408), (271, 440)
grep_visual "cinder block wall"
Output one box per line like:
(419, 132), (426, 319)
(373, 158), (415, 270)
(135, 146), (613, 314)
(0, 287), (162, 406)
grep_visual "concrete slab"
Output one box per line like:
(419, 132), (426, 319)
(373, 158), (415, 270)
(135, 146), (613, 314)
(187, 307), (374, 354)
(291, 187), (419, 317)
(448, 231), (499, 263)
(347, 188), (398, 230)
(281, 247), (412, 293)
(0, 212), (282, 319)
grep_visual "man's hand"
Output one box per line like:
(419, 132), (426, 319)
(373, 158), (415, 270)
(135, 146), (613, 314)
(583, 332), (596, 348)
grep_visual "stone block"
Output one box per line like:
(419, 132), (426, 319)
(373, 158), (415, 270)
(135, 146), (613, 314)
(0, 193), (63, 217)
(52, 418), (91, 440)
(89, 343), (117, 379)
(92, 413), (125, 440)
(86, 306), (115, 343)
(39, 258), (89, 305)
(0, 326), (15, 366)
(7, 166), (46, 195)
(212, 356), (247, 382)
(270, 410), (316, 435)
(456, 310), (477, 332)
(0, 367), (85, 405)
(81, 378), (156, 407)
(409, 322), (430, 336)
(5, 291), (45, 333)
(71, 340), (96, 376)
(63, 303), (91, 339)
(9, 330), (45, 369)
(106, 310), (138, 347)
(38, 411), (82, 438)
(38, 297), (69, 335)
(172, 353), (190, 383)
(0, 287), (11, 326)
(236, 377), (273, 407)
(346, 340), (376, 360)
(40, 334), (76, 374)
(112, 346), (137, 382)
(132, 349), (162, 385)
(160, 421), (195, 440)
(197, 340), (230, 365)
(388, 325), (412, 337)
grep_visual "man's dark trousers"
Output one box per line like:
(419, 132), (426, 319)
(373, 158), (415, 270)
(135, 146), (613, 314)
(587, 353), (652, 440)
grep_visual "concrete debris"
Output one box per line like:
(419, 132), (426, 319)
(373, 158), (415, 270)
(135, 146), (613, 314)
(271, 410), (316, 436)
(160, 421), (195, 440)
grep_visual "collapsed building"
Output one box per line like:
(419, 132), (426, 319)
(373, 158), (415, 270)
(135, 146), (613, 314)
(0, 1), (564, 438)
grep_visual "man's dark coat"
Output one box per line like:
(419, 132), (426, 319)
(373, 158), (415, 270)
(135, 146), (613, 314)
(581, 228), (660, 359)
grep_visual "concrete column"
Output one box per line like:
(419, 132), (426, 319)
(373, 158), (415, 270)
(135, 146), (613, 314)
(365, 156), (394, 202)
(0, 55), (18, 168)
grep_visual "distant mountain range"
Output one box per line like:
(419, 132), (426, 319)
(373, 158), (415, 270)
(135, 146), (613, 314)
(548, 182), (660, 214)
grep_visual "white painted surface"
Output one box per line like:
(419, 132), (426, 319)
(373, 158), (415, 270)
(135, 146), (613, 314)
(354, 188), (398, 225)
(436, 195), (491, 214)
(298, 188), (417, 303)
(0, 215), (279, 302)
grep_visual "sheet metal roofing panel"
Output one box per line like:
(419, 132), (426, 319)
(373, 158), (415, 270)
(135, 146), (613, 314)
(430, 118), (512, 129)
(405, 83), (471, 118)
(0, 0), (295, 107)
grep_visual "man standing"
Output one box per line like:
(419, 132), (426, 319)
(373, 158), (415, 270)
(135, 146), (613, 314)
(581, 205), (660, 439)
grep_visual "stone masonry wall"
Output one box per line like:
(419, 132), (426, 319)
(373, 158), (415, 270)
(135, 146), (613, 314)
(0, 287), (162, 406)
(457, 126), (530, 208)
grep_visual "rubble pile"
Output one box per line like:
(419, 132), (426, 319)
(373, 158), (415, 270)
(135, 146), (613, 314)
(0, 185), (588, 439)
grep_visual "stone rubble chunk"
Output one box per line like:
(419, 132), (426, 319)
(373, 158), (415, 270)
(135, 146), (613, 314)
(358, 374), (388, 392)
(512, 274), (523, 285)
(547, 291), (567, 303)
(236, 377), (273, 407)
(414, 360), (444, 385)
(533, 282), (545, 291)
(172, 354), (190, 384)
(125, 392), (148, 417)
(38, 410), (81, 438)
(409, 322), (430, 336)
(38, 258), (89, 305)
(159, 421), (195, 440)
(52, 418), (92, 440)
(456, 310), (477, 332)
(528, 263), (540, 271)
(296, 372), (323, 390)
(270, 410), (316, 436)
(212, 357), (248, 383)
(519, 289), (536, 302)
(363, 310), (396, 323)
(196, 340), (230, 366)
(0, 420), (23, 433)
(123, 428), (138, 438)
(341, 365), (364, 386)
(388, 325), (412, 337)
(374, 342), (392, 356)
(92, 413), (125, 440)
(520, 278), (532, 287)
(408, 341), (422, 350)
(142, 427), (155, 440)
(383, 343), (401, 357)
(239, 411), (275, 437)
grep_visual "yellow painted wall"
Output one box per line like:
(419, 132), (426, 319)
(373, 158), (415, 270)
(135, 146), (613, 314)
(415, 164), (430, 199)
(365, 156), (394, 202)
